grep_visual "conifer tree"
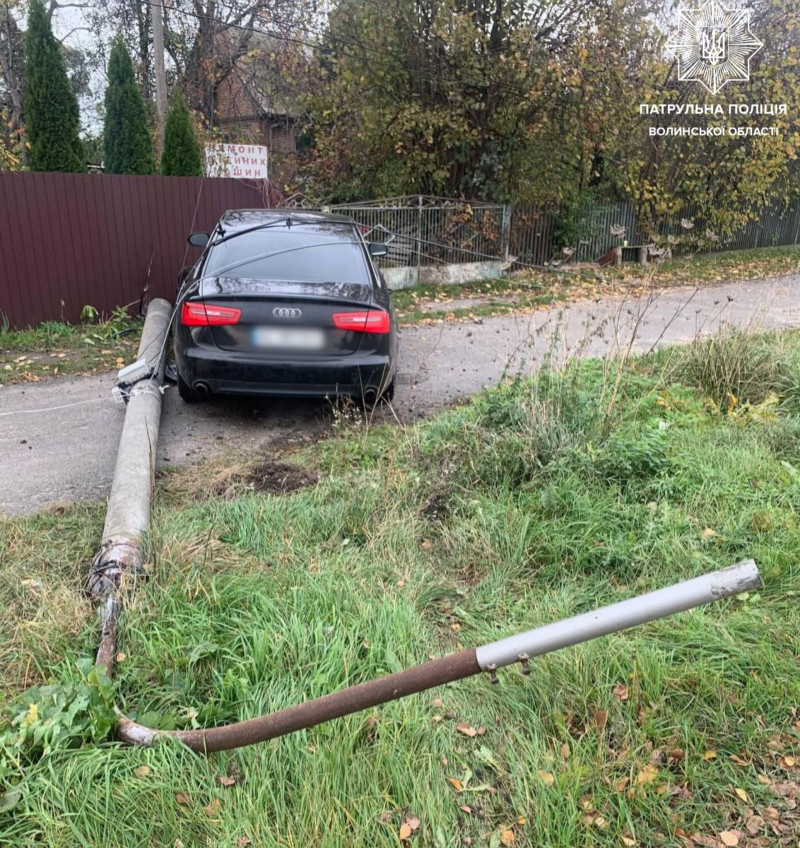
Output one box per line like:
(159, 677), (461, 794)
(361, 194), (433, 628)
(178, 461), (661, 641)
(24, 0), (84, 172)
(103, 38), (154, 174)
(161, 91), (203, 176)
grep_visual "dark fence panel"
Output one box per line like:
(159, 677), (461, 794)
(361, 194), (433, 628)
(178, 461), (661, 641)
(0, 172), (269, 327)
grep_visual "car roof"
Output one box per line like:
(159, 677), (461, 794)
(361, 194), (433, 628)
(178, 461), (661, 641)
(218, 209), (358, 231)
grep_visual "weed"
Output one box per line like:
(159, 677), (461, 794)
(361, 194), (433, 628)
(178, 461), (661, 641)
(678, 325), (782, 411)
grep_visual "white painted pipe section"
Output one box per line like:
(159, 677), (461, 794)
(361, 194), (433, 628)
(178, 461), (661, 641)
(475, 560), (761, 671)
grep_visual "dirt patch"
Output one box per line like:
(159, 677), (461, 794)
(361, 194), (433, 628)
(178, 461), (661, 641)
(243, 459), (319, 495)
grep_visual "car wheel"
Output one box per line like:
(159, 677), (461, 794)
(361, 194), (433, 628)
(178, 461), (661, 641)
(177, 371), (202, 403)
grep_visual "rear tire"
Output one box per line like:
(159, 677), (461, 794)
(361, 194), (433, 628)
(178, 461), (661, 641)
(177, 371), (202, 403)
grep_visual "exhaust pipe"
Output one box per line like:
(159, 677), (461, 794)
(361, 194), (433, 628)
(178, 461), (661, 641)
(362, 387), (378, 406)
(193, 381), (211, 397)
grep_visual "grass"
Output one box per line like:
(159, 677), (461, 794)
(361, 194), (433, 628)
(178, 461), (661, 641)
(0, 310), (142, 386)
(393, 245), (800, 326)
(1, 331), (800, 847)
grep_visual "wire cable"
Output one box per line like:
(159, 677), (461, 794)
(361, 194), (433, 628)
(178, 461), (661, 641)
(0, 397), (109, 418)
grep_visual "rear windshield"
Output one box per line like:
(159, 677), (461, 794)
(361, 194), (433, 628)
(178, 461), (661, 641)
(203, 224), (370, 284)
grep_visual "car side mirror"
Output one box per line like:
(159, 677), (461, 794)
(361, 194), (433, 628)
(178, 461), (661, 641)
(368, 242), (389, 257)
(188, 232), (209, 247)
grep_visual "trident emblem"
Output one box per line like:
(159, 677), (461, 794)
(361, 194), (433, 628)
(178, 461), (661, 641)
(700, 26), (728, 64)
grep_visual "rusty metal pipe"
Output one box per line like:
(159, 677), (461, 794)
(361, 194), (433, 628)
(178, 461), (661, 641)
(115, 560), (760, 753)
(117, 649), (480, 752)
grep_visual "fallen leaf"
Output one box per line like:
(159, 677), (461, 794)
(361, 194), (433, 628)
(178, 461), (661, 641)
(500, 828), (515, 845)
(719, 831), (740, 846)
(613, 683), (629, 701)
(448, 778), (464, 791)
(399, 817), (420, 842)
(621, 836), (636, 846)
(734, 787), (749, 803)
(701, 527), (718, 541)
(636, 764), (659, 785)
(205, 798), (221, 817)
(780, 755), (796, 768)
(537, 771), (555, 786)
(175, 793), (189, 805)
(703, 750), (717, 760)
(517, 817), (526, 825)
(456, 724), (478, 738)
(460, 805), (472, 813)
(729, 754), (749, 766)
(594, 709), (608, 729)
(237, 838), (251, 847)
(133, 765), (151, 779)
(217, 776), (236, 787)
(116, 652), (126, 662)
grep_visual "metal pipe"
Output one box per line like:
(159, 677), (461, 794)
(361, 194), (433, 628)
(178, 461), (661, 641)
(115, 560), (760, 753)
(476, 560), (760, 670)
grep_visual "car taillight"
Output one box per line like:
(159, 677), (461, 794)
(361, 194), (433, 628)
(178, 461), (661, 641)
(332, 310), (390, 334)
(181, 302), (241, 326)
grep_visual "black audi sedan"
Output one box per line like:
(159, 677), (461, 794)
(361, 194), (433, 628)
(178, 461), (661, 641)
(173, 210), (397, 404)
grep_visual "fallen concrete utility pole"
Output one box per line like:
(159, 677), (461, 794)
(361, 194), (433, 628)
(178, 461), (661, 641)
(88, 298), (172, 677)
(115, 560), (761, 753)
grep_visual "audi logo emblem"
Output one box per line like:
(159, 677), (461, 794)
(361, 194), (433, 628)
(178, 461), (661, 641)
(273, 307), (302, 319)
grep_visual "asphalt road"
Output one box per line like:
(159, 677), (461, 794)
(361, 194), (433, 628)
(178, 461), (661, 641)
(2, 275), (798, 516)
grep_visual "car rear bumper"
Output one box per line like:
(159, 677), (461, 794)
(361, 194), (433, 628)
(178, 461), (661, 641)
(177, 345), (395, 398)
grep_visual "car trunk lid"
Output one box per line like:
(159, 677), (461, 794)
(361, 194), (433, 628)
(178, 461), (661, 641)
(199, 276), (375, 356)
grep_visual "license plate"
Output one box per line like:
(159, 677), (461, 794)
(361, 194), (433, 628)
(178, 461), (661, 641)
(251, 326), (325, 350)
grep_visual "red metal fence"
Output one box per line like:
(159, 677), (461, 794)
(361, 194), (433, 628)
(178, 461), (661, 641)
(0, 172), (270, 328)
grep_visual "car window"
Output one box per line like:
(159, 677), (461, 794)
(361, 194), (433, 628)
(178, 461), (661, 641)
(203, 225), (370, 284)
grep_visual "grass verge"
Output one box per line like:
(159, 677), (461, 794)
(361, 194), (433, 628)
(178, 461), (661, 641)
(0, 310), (142, 386)
(1, 330), (799, 847)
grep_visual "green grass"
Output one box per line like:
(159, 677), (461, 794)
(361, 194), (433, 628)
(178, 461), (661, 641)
(2, 332), (800, 846)
(0, 311), (142, 386)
